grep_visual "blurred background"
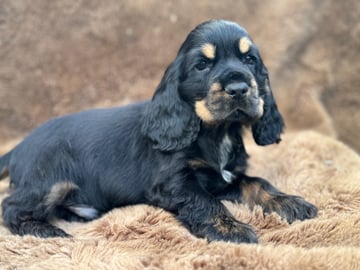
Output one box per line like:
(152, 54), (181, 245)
(0, 1), (359, 153)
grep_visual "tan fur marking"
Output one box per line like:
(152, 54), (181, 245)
(259, 188), (273, 204)
(188, 159), (211, 169)
(242, 182), (260, 209)
(0, 167), (9, 179)
(195, 100), (214, 122)
(241, 181), (273, 209)
(212, 211), (250, 236)
(250, 78), (257, 88)
(201, 43), (216, 59)
(233, 165), (247, 174)
(214, 216), (232, 234)
(264, 78), (271, 92)
(210, 82), (222, 92)
(258, 98), (264, 117)
(239, 37), (252, 54)
(44, 182), (79, 210)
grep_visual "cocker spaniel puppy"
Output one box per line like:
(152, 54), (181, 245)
(0, 20), (317, 243)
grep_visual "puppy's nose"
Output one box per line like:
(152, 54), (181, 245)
(224, 82), (249, 98)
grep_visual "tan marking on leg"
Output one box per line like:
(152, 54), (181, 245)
(241, 181), (272, 209)
(201, 43), (216, 59)
(212, 211), (251, 236)
(213, 215), (232, 234)
(239, 37), (252, 54)
(195, 100), (214, 122)
(0, 167), (9, 179)
(44, 182), (79, 211)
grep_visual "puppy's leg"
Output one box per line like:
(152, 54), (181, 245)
(188, 201), (258, 244)
(147, 167), (258, 243)
(216, 176), (317, 223)
(1, 181), (82, 237)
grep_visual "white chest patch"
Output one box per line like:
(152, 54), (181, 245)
(219, 134), (236, 184)
(221, 169), (235, 184)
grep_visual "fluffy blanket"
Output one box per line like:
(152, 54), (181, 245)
(1, 130), (360, 269)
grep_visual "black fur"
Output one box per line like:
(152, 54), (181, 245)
(0, 20), (317, 242)
(141, 57), (201, 152)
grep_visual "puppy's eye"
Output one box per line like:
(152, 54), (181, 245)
(244, 55), (256, 65)
(195, 60), (210, 71)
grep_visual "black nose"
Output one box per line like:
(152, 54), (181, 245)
(224, 82), (249, 98)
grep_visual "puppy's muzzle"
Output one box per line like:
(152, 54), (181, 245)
(224, 82), (249, 98)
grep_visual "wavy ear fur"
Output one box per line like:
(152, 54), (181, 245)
(141, 56), (200, 152)
(252, 73), (285, 146)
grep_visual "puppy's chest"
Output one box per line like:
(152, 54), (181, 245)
(189, 133), (243, 184)
(218, 134), (237, 183)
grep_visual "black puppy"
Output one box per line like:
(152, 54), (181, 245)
(0, 20), (317, 243)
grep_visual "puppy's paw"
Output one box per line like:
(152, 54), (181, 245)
(264, 195), (318, 223)
(16, 221), (71, 238)
(201, 215), (258, 244)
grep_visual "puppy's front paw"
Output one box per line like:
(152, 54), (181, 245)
(264, 195), (318, 223)
(200, 215), (258, 244)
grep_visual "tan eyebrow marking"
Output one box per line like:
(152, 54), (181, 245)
(201, 43), (216, 59)
(239, 37), (252, 54)
(210, 82), (222, 92)
(250, 78), (257, 88)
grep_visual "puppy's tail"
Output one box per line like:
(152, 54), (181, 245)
(0, 151), (11, 180)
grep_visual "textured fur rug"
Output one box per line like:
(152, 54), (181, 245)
(1, 130), (360, 269)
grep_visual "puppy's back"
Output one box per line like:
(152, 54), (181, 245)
(7, 101), (148, 186)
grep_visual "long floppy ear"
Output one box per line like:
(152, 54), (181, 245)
(252, 67), (284, 146)
(141, 56), (200, 152)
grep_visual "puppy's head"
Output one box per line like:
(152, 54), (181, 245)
(142, 20), (284, 151)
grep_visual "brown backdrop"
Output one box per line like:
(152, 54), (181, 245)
(0, 0), (359, 152)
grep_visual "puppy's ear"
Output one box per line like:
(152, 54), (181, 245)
(141, 56), (200, 152)
(252, 67), (284, 146)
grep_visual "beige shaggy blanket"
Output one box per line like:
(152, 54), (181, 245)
(1, 130), (360, 269)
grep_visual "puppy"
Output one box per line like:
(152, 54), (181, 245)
(0, 20), (317, 243)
